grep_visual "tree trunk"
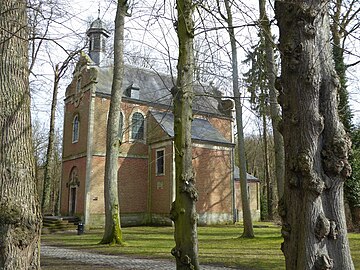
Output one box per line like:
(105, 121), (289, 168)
(330, 0), (353, 132)
(330, 0), (360, 229)
(170, 0), (200, 269)
(262, 113), (273, 220)
(223, 0), (254, 238)
(42, 64), (59, 215)
(259, 0), (285, 201)
(0, 0), (42, 268)
(275, 0), (354, 268)
(100, 0), (127, 245)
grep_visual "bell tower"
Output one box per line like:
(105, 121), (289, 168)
(86, 13), (110, 66)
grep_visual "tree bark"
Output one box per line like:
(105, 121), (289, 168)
(330, 0), (354, 132)
(330, 0), (360, 229)
(258, 0), (285, 201)
(0, 0), (42, 268)
(100, 0), (127, 245)
(170, 0), (200, 269)
(262, 113), (273, 220)
(223, 0), (254, 238)
(275, 0), (354, 268)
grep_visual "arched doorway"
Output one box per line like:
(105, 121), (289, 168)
(68, 167), (79, 216)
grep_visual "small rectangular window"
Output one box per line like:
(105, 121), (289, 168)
(156, 149), (165, 175)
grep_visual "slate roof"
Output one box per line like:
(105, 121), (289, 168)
(150, 110), (233, 146)
(86, 18), (110, 37)
(95, 65), (223, 115)
(234, 167), (260, 182)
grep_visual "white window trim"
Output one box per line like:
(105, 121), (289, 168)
(76, 77), (81, 93)
(156, 148), (165, 176)
(129, 110), (146, 142)
(118, 111), (125, 142)
(72, 115), (79, 143)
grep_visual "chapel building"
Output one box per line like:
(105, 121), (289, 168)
(59, 17), (260, 228)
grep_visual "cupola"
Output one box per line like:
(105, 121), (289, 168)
(86, 16), (110, 66)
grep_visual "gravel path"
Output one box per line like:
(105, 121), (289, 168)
(41, 245), (241, 270)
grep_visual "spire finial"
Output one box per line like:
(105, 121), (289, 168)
(98, 3), (101, 19)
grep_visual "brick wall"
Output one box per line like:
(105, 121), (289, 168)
(207, 116), (233, 142)
(89, 156), (148, 214)
(234, 181), (260, 221)
(61, 57), (238, 226)
(192, 146), (232, 215)
(147, 113), (172, 144)
(118, 157), (148, 213)
(60, 157), (87, 215)
(149, 143), (173, 214)
(92, 96), (149, 156)
(62, 90), (91, 159)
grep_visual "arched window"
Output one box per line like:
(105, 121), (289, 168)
(72, 115), (79, 143)
(69, 167), (79, 186)
(131, 112), (144, 140)
(118, 112), (124, 141)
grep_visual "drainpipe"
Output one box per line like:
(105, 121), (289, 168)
(231, 146), (236, 223)
(172, 141), (176, 204)
(84, 84), (96, 229)
(147, 144), (152, 224)
(230, 113), (236, 223)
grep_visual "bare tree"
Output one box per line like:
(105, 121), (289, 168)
(41, 50), (82, 214)
(170, 0), (200, 269)
(218, 0), (255, 238)
(258, 0), (285, 201)
(0, 0), (42, 268)
(100, 0), (128, 245)
(275, 0), (354, 268)
(330, 0), (360, 229)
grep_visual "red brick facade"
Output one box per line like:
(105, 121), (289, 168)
(60, 54), (260, 228)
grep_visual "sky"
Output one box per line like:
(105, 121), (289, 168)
(30, 0), (360, 141)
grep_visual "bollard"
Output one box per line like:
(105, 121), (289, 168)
(77, 222), (84, 235)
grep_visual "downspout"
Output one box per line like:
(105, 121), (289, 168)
(231, 147), (236, 223)
(172, 140), (176, 204)
(58, 108), (67, 216)
(231, 113), (236, 223)
(147, 144), (152, 224)
(84, 84), (96, 229)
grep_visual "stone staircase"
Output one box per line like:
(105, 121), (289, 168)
(42, 216), (81, 234)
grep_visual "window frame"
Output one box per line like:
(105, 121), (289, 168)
(156, 148), (165, 176)
(118, 111), (124, 142)
(130, 111), (145, 141)
(76, 77), (81, 93)
(72, 115), (80, 143)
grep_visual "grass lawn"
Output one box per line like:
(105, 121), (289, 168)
(41, 223), (360, 270)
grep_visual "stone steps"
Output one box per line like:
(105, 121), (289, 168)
(42, 216), (81, 234)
